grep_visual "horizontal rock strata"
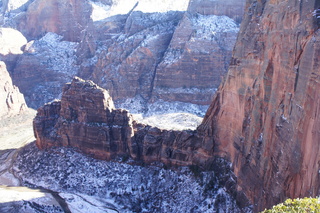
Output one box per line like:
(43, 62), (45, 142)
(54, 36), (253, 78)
(34, 77), (214, 167)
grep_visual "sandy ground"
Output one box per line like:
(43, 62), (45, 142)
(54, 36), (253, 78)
(0, 109), (36, 151)
(0, 109), (36, 186)
(0, 109), (61, 211)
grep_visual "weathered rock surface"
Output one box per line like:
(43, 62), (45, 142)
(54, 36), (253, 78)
(0, 61), (27, 117)
(5, 0), (93, 42)
(199, 0), (320, 211)
(0, 0), (245, 111)
(152, 12), (239, 105)
(10, 32), (79, 108)
(86, 0), (245, 108)
(34, 77), (208, 166)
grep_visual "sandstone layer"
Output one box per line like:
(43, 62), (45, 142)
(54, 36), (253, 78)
(1, 0), (245, 111)
(87, 0), (245, 108)
(34, 77), (209, 166)
(0, 61), (27, 117)
(8, 0), (93, 42)
(199, 0), (320, 211)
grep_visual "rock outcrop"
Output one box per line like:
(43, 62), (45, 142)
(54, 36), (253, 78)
(34, 77), (251, 210)
(199, 0), (320, 211)
(34, 77), (209, 166)
(0, 61), (27, 117)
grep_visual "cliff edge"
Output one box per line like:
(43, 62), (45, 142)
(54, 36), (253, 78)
(199, 0), (320, 211)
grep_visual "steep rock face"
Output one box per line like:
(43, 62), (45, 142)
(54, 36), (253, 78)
(86, 11), (184, 104)
(85, 0), (245, 108)
(0, 61), (27, 117)
(8, 0), (93, 42)
(152, 12), (239, 105)
(34, 77), (134, 160)
(200, 0), (320, 211)
(1, 0), (245, 111)
(10, 32), (79, 108)
(34, 77), (203, 165)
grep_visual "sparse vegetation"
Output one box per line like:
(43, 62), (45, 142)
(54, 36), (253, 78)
(261, 197), (320, 213)
(189, 164), (202, 178)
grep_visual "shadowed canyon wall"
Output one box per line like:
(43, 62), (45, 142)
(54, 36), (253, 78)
(199, 0), (320, 211)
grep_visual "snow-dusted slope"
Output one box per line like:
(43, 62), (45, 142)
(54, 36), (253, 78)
(11, 32), (79, 108)
(0, 28), (27, 55)
(13, 143), (250, 213)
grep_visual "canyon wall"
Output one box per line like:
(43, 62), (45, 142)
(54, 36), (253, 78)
(0, 0), (245, 111)
(199, 0), (320, 211)
(0, 61), (27, 117)
(34, 0), (320, 211)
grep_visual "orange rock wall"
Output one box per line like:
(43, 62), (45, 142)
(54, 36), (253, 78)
(200, 0), (320, 211)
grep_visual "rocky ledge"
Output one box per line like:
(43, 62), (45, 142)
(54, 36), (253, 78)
(34, 77), (211, 167)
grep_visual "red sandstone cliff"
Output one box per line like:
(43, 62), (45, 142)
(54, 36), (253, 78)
(30, 0), (320, 211)
(34, 77), (210, 166)
(11, 0), (93, 42)
(0, 61), (27, 117)
(199, 0), (320, 211)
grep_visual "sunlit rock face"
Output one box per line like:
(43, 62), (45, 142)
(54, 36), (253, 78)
(3, 0), (93, 42)
(0, 61), (27, 117)
(199, 0), (320, 211)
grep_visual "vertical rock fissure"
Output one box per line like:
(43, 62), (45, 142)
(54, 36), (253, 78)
(147, 17), (183, 105)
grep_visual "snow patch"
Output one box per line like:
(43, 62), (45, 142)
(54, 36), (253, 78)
(89, 0), (188, 20)
(0, 27), (27, 55)
(117, 97), (208, 130)
(60, 193), (118, 213)
(29, 32), (79, 76)
(2, 0), (29, 12)
(133, 112), (202, 131)
(90, 1), (111, 21)
(192, 14), (239, 40)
